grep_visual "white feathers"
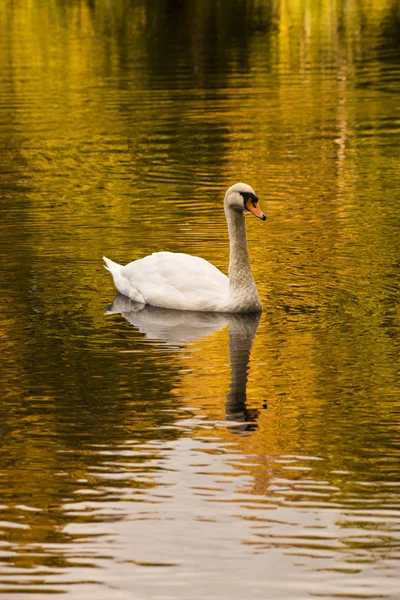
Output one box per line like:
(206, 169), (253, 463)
(103, 256), (145, 303)
(104, 251), (229, 311)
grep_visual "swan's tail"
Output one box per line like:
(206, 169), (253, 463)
(103, 256), (122, 274)
(103, 256), (125, 294)
(103, 256), (145, 303)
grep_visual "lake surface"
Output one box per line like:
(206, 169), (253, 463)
(1, 0), (400, 598)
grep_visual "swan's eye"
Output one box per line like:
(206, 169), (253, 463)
(241, 192), (258, 210)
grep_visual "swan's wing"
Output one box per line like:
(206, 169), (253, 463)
(121, 252), (229, 311)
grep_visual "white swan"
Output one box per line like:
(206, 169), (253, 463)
(103, 182), (266, 313)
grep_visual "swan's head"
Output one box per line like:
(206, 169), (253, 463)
(224, 182), (266, 221)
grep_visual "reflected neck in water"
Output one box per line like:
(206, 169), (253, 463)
(225, 313), (261, 431)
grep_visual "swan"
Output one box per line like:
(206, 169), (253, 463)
(103, 182), (266, 313)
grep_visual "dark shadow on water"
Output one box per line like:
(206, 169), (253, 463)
(106, 294), (263, 432)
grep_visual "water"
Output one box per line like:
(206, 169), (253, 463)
(1, 0), (400, 598)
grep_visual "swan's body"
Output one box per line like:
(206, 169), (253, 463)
(104, 183), (266, 313)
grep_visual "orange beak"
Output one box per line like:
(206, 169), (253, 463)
(245, 198), (266, 221)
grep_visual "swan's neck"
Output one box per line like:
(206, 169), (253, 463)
(226, 208), (261, 310)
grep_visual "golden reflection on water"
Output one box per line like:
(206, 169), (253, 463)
(0, 0), (400, 597)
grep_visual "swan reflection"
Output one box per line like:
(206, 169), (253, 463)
(106, 295), (262, 431)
